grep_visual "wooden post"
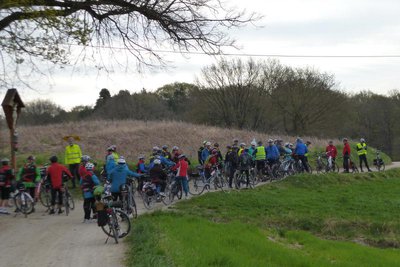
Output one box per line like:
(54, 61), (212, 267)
(2, 89), (24, 173)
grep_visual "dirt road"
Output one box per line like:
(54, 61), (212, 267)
(0, 195), (151, 267)
(1, 162), (399, 267)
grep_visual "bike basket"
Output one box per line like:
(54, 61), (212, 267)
(97, 210), (108, 227)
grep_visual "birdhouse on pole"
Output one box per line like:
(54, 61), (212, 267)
(2, 89), (25, 171)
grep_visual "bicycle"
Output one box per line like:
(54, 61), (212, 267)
(36, 177), (51, 209)
(97, 184), (131, 244)
(141, 177), (171, 210)
(373, 150), (385, 172)
(13, 183), (34, 217)
(315, 153), (327, 174)
(188, 166), (207, 195)
(61, 182), (75, 216)
(233, 169), (255, 189)
(168, 177), (184, 202)
(276, 157), (296, 178)
(293, 156), (313, 174)
(120, 177), (138, 218)
(203, 166), (227, 193)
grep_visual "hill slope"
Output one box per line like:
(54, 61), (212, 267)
(1, 120), (331, 163)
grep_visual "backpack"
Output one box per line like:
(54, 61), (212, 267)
(81, 174), (95, 192)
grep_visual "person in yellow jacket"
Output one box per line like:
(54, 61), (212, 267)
(65, 137), (82, 188)
(356, 138), (372, 172)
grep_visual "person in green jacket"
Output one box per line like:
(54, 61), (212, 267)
(65, 137), (82, 188)
(17, 155), (41, 212)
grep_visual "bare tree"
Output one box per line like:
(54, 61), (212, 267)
(0, 0), (258, 87)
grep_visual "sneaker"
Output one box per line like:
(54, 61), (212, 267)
(159, 192), (166, 197)
(58, 209), (64, 214)
(49, 209), (55, 215)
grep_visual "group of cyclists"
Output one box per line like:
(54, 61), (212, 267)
(0, 135), (375, 218)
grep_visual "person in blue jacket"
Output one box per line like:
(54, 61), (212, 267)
(107, 156), (141, 201)
(147, 155), (175, 170)
(80, 162), (100, 223)
(266, 139), (280, 166)
(201, 142), (212, 163)
(294, 138), (310, 172)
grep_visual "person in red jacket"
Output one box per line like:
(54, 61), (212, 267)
(0, 158), (14, 214)
(46, 156), (73, 214)
(326, 141), (338, 161)
(204, 149), (218, 179)
(172, 154), (189, 199)
(342, 138), (351, 173)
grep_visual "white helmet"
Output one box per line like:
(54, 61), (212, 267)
(284, 142), (290, 147)
(205, 142), (211, 146)
(240, 142), (246, 147)
(172, 146), (179, 151)
(85, 162), (95, 171)
(251, 141), (257, 146)
(152, 146), (160, 151)
(360, 138), (365, 142)
(138, 155), (145, 160)
(154, 159), (161, 165)
(117, 156), (126, 164)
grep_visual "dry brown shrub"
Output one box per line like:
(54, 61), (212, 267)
(1, 120), (330, 163)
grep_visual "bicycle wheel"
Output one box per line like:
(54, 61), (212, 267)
(234, 173), (241, 189)
(215, 175), (226, 192)
(129, 194), (138, 218)
(142, 193), (154, 210)
(15, 193), (34, 216)
(68, 192), (75, 210)
(333, 162), (340, 173)
(39, 188), (51, 208)
(306, 163), (313, 174)
(110, 213), (119, 244)
(64, 193), (70, 216)
(189, 176), (206, 195)
(101, 209), (131, 239)
(161, 184), (172, 205)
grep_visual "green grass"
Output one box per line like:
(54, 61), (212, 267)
(127, 169), (400, 266)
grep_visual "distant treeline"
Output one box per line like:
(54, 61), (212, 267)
(17, 58), (400, 160)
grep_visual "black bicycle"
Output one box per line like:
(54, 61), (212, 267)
(373, 150), (385, 172)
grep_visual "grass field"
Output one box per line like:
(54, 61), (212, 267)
(127, 169), (400, 267)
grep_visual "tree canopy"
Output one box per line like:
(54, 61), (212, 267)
(0, 0), (257, 87)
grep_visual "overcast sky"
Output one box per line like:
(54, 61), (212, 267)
(15, 0), (400, 110)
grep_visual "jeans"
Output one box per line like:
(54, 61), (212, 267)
(176, 176), (189, 196)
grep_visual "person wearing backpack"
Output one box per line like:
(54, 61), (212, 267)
(17, 155), (41, 212)
(80, 162), (100, 223)
(238, 148), (252, 187)
(0, 158), (14, 214)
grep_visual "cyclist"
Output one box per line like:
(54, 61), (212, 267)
(105, 146), (117, 174)
(283, 143), (293, 159)
(266, 139), (280, 167)
(356, 138), (372, 172)
(107, 156), (141, 201)
(213, 143), (224, 162)
(17, 155), (40, 207)
(149, 159), (168, 196)
(248, 141), (257, 161)
(254, 141), (267, 177)
(64, 137), (82, 188)
(0, 158), (14, 214)
(225, 145), (238, 188)
(198, 141), (207, 165)
(201, 142), (212, 164)
(204, 149), (218, 179)
(79, 155), (92, 179)
(161, 145), (172, 160)
(171, 146), (180, 163)
(80, 162), (100, 223)
(136, 155), (148, 192)
(149, 146), (160, 163)
(232, 138), (239, 147)
(326, 141), (338, 164)
(172, 154), (189, 199)
(238, 143), (246, 156)
(238, 148), (252, 187)
(294, 138), (309, 172)
(276, 139), (286, 156)
(46, 155), (73, 215)
(342, 138), (351, 173)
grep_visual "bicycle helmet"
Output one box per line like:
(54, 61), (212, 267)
(27, 155), (35, 161)
(152, 146), (160, 151)
(360, 138), (365, 142)
(267, 139), (273, 143)
(138, 154), (145, 160)
(81, 155), (91, 162)
(251, 141), (257, 146)
(85, 162), (95, 171)
(49, 155), (58, 163)
(205, 142), (211, 146)
(154, 159), (161, 165)
(162, 145), (168, 150)
(178, 154), (186, 159)
(240, 142), (246, 147)
(203, 140), (208, 145)
(284, 142), (290, 148)
(172, 146), (179, 151)
(117, 156), (126, 164)
(1, 158), (9, 164)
